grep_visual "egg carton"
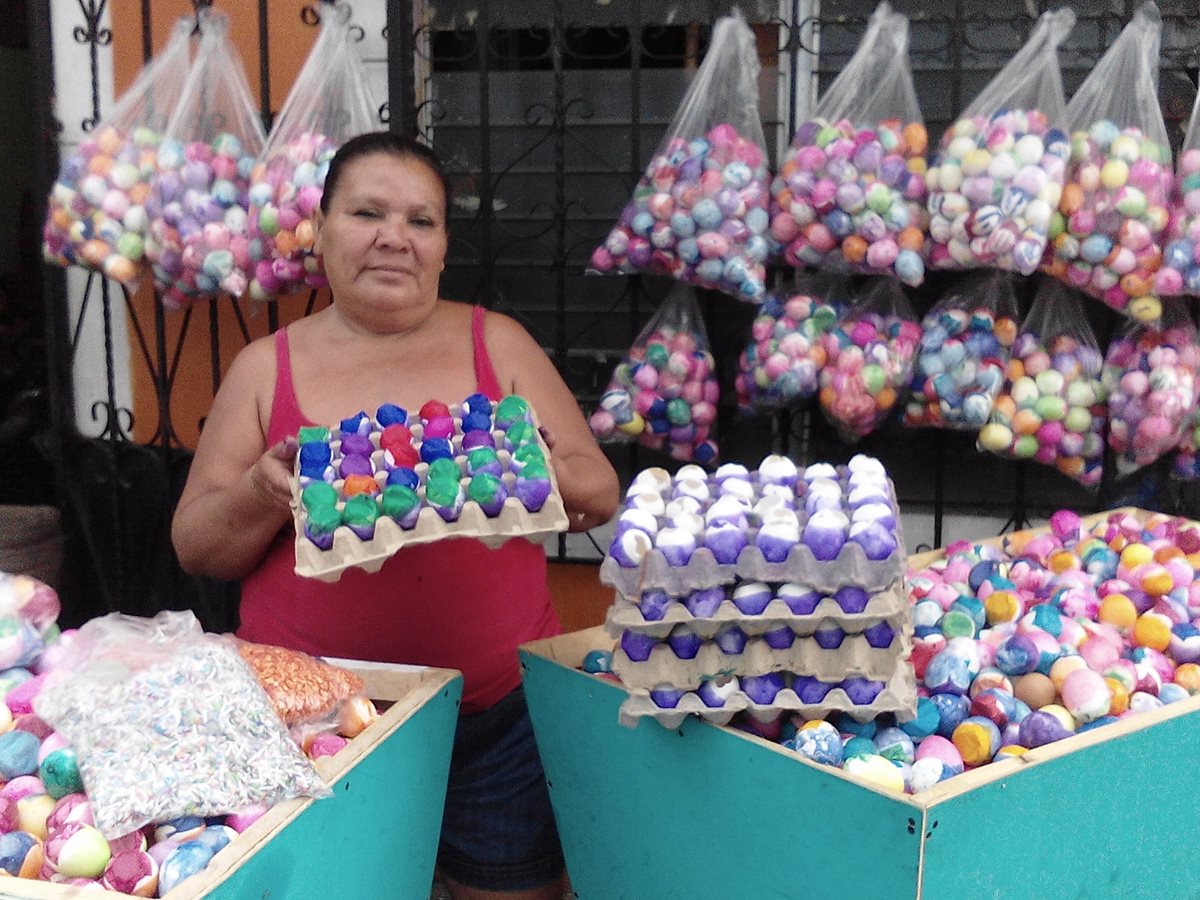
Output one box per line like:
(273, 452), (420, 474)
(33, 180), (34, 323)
(611, 628), (911, 689)
(599, 517), (906, 598)
(604, 580), (909, 634)
(615, 664), (917, 729)
(292, 410), (568, 582)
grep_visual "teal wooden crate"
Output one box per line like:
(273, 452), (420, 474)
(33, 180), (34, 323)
(0, 662), (462, 900)
(522, 626), (1200, 900)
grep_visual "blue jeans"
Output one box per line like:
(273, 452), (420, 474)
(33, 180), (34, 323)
(437, 687), (565, 891)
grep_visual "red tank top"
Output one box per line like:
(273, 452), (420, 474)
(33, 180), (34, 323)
(238, 305), (561, 712)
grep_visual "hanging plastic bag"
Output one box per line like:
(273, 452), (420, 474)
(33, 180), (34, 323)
(770, 3), (928, 286)
(735, 271), (851, 414)
(588, 283), (719, 465)
(1103, 299), (1200, 477)
(33, 610), (329, 839)
(817, 277), (921, 441)
(1043, 2), (1172, 325)
(926, 9), (1075, 277)
(144, 9), (267, 308)
(588, 12), (770, 302)
(246, 2), (379, 301)
(42, 16), (194, 285)
(1157, 80), (1200, 299)
(977, 279), (1107, 487)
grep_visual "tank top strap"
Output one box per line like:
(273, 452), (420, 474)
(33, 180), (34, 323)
(471, 305), (504, 402)
(268, 326), (312, 445)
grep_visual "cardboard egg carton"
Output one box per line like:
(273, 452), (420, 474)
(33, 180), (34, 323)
(600, 521), (906, 597)
(604, 580), (910, 634)
(292, 406), (568, 582)
(615, 663), (917, 729)
(610, 624), (912, 689)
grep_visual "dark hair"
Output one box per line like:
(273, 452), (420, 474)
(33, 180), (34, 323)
(320, 131), (452, 223)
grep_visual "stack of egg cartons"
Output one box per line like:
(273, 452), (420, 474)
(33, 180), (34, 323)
(601, 453), (916, 728)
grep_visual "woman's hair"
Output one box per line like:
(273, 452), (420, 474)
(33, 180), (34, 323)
(320, 131), (452, 222)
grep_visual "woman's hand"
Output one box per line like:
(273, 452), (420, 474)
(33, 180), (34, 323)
(249, 436), (300, 511)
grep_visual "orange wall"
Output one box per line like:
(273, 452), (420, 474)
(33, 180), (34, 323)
(110, 1), (332, 448)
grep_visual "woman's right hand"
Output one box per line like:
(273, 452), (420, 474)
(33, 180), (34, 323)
(248, 436), (300, 511)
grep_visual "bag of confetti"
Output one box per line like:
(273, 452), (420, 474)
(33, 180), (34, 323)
(926, 8), (1075, 277)
(771, 2), (928, 286)
(977, 279), (1107, 487)
(144, 8), (267, 308)
(588, 283), (719, 465)
(735, 271), (851, 414)
(34, 610), (329, 839)
(235, 639), (367, 728)
(588, 11), (771, 301)
(1157, 62), (1200, 299)
(903, 270), (1020, 431)
(817, 277), (921, 442)
(1103, 299), (1200, 477)
(246, 1), (379, 301)
(1044, 2), (1171, 325)
(42, 15), (195, 285)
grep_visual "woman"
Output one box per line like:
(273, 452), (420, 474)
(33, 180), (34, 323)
(173, 131), (620, 899)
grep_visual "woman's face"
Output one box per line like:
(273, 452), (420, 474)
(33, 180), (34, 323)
(314, 152), (448, 328)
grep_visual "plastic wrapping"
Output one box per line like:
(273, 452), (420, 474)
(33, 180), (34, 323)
(144, 9), (267, 308)
(977, 279), (1107, 486)
(588, 284), (719, 465)
(588, 12), (771, 301)
(235, 639), (365, 727)
(1043, 3), (1172, 324)
(1158, 75), (1200, 298)
(0, 571), (61, 670)
(903, 271), (1020, 430)
(33, 611), (329, 839)
(246, 2), (380, 300)
(735, 272), (851, 414)
(1103, 300), (1200, 477)
(770, 3), (928, 285)
(42, 17), (194, 284)
(925, 9), (1075, 276)
(817, 278), (921, 442)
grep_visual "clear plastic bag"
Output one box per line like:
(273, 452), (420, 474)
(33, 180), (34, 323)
(42, 16), (194, 285)
(735, 271), (851, 414)
(0, 571), (62, 670)
(817, 277), (921, 441)
(904, 271), (1020, 430)
(977, 279), (1107, 487)
(144, 9), (267, 308)
(925, 9), (1075, 276)
(1043, 3), (1171, 325)
(33, 610), (329, 839)
(770, 3), (928, 285)
(1103, 299), (1200, 477)
(235, 639), (366, 728)
(246, 1), (380, 301)
(588, 283), (719, 465)
(1157, 72), (1200, 299)
(588, 12), (771, 302)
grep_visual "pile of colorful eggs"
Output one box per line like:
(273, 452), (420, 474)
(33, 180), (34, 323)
(1102, 320), (1200, 474)
(144, 132), (258, 308)
(245, 131), (338, 300)
(903, 298), (1018, 430)
(1158, 146), (1200, 297)
(735, 291), (842, 413)
(755, 509), (1200, 794)
(590, 325), (719, 465)
(976, 327), (1108, 486)
(1043, 121), (1173, 324)
(925, 109), (1070, 276)
(769, 117), (929, 285)
(817, 305), (922, 441)
(42, 125), (162, 285)
(589, 124), (771, 302)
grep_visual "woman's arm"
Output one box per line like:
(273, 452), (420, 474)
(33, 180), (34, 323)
(485, 313), (620, 532)
(172, 339), (298, 580)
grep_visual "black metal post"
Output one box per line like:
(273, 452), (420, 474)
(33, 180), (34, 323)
(386, 0), (417, 136)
